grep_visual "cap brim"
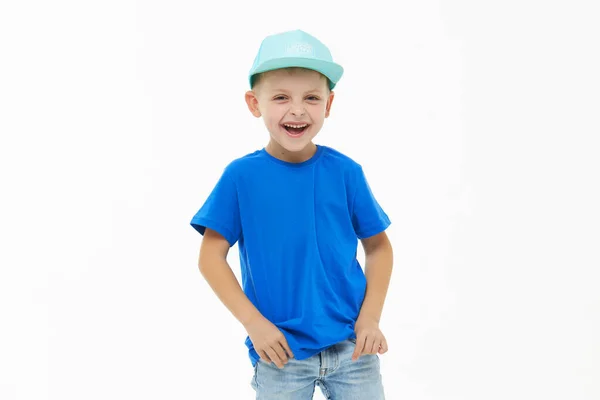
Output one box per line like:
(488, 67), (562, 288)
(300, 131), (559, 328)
(249, 57), (344, 90)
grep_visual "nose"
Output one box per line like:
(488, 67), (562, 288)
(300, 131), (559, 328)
(290, 102), (306, 117)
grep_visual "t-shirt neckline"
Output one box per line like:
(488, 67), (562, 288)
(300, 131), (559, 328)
(260, 144), (324, 167)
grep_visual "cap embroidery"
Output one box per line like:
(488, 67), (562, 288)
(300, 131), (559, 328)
(284, 43), (315, 57)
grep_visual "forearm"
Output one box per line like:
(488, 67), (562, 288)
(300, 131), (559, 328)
(199, 255), (264, 327)
(358, 241), (393, 322)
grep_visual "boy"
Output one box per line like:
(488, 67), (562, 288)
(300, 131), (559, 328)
(190, 29), (393, 399)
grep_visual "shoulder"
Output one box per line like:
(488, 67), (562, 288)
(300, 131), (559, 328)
(319, 145), (364, 176)
(220, 149), (266, 179)
(320, 145), (359, 165)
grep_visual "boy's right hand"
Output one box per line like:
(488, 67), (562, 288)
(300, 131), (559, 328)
(244, 316), (294, 369)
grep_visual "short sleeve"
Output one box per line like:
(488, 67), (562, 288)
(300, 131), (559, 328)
(190, 168), (241, 246)
(351, 165), (391, 239)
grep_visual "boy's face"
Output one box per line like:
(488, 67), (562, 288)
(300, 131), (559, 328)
(245, 68), (335, 159)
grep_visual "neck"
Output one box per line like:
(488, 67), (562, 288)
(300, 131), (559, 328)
(266, 141), (317, 163)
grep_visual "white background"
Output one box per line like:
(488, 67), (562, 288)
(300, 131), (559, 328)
(1, 0), (599, 399)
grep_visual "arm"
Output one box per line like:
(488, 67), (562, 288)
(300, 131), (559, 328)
(198, 227), (263, 326)
(352, 230), (393, 360)
(358, 231), (394, 322)
(198, 227), (294, 368)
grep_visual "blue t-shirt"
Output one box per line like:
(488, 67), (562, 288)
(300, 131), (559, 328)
(190, 144), (390, 367)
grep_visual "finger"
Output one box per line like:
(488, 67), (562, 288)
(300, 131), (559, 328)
(379, 338), (388, 354)
(281, 339), (294, 359)
(273, 342), (289, 364)
(370, 338), (380, 354)
(352, 335), (366, 361)
(258, 349), (271, 364)
(364, 336), (376, 355)
(265, 347), (284, 369)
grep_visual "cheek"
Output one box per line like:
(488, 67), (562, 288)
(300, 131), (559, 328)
(264, 107), (281, 119)
(310, 104), (327, 115)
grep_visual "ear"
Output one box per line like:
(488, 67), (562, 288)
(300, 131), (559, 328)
(325, 91), (335, 118)
(245, 90), (262, 118)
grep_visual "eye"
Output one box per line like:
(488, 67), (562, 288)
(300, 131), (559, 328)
(273, 95), (319, 101)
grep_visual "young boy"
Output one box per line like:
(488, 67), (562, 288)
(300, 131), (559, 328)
(190, 29), (393, 399)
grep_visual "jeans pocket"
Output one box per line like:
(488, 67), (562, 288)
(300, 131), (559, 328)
(251, 362), (258, 389)
(349, 338), (357, 344)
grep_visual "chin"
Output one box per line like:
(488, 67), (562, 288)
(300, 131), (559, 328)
(280, 139), (314, 153)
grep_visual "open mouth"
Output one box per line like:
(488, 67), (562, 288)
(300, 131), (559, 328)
(282, 123), (309, 136)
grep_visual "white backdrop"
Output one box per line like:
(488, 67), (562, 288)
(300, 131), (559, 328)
(1, 1), (599, 399)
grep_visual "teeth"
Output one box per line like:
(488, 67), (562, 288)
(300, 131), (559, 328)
(283, 123), (308, 128)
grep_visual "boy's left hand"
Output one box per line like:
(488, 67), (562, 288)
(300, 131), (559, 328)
(352, 314), (388, 361)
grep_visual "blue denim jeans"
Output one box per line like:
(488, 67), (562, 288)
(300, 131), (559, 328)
(250, 338), (385, 399)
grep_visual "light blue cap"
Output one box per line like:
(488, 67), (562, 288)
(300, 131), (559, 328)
(248, 29), (344, 90)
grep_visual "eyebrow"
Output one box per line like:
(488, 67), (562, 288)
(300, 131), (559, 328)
(271, 88), (324, 94)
